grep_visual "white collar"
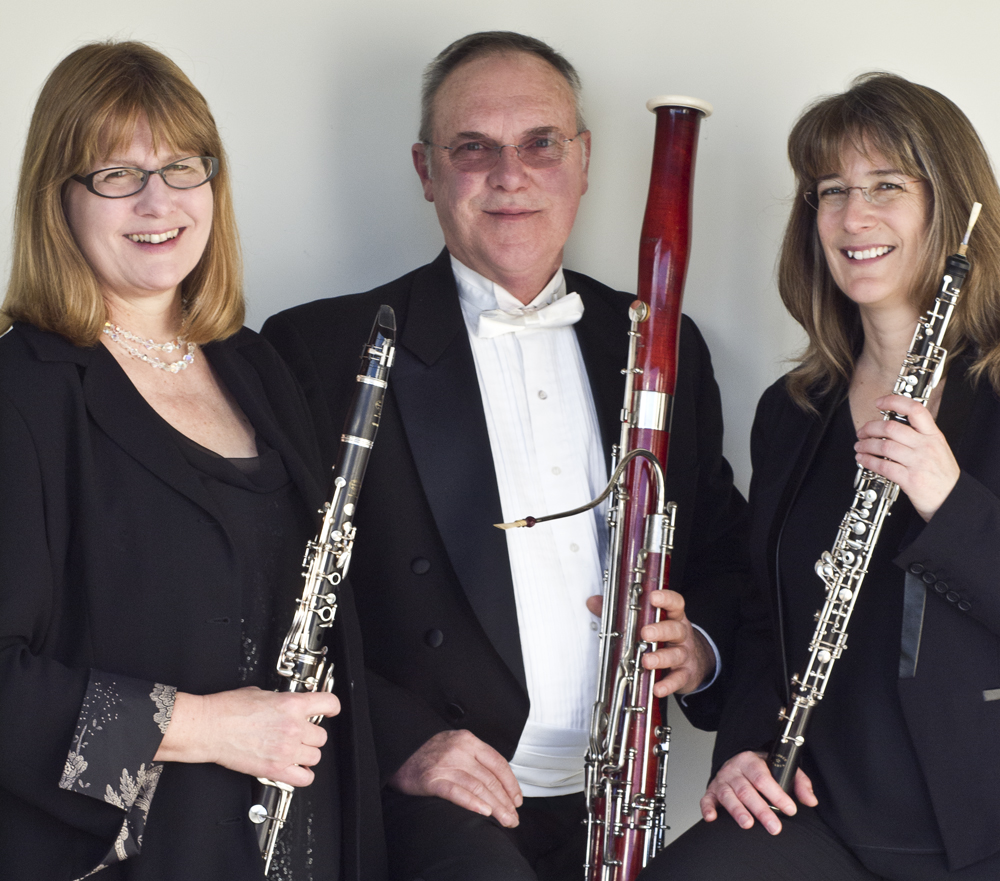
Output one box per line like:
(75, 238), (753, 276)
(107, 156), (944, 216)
(451, 254), (568, 313)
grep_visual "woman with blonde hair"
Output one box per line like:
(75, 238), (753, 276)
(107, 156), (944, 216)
(642, 73), (1000, 880)
(0, 41), (384, 880)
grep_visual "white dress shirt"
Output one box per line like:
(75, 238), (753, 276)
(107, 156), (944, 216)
(453, 256), (606, 796)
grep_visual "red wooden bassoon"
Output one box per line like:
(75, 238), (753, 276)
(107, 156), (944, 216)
(583, 95), (711, 880)
(496, 95), (711, 880)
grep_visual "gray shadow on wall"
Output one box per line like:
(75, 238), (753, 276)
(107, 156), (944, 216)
(317, 37), (445, 298)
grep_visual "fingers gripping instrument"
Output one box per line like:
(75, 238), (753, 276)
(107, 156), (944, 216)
(766, 203), (982, 794)
(248, 305), (396, 873)
(497, 94), (711, 880)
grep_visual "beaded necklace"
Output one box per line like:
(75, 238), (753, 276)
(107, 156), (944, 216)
(103, 321), (197, 374)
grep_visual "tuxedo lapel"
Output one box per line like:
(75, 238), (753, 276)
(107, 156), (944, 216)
(569, 272), (630, 470)
(391, 253), (526, 690)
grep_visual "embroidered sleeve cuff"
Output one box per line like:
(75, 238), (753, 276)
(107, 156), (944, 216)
(60, 672), (176, 870)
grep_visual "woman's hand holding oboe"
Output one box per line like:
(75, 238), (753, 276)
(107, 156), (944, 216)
(699, 751), (817, 835)
(855, 393), (960, 522)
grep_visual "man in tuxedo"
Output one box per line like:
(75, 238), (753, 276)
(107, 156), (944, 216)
(262, 30), (747, 881)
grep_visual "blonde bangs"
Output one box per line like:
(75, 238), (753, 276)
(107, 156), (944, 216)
(2, 41), (243, 346)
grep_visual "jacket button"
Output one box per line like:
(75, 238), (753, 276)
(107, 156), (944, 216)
(445, 702), (466, 721)
(908, 563), (925, 575)
(411, 557), (431, 575)
(425, 629), (444, 648)
(934, 581), (948, 594)
(922, 572), (937, 585)
(946, 591), (961, 603)
(958, 600), (972, 612)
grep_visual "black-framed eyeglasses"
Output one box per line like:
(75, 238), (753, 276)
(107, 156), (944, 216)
(71, 156), (218, 198)
(804, 176), (923, 212)
(423, 131), (586, 173)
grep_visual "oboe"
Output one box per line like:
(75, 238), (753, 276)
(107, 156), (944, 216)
(497, 95), (711, 880)
(248, 305), (396, 873)
(767, 203), (982, 793)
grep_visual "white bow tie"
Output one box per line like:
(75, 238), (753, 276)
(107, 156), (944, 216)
(476, 292), (585, 338)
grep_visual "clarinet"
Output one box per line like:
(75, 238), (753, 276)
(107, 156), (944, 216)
(767, 204), (982, 793)
(497, 95), (711, 880)
(248, 305), (396, 873)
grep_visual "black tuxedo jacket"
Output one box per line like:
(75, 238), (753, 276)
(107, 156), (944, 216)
(714, 367), (1000, 872)
(0, 322), (385, 881)
(262, 250), (748, 782)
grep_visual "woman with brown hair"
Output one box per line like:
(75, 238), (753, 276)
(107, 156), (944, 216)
(0, 41), (384, 880)
(641, 73), (1000, 880)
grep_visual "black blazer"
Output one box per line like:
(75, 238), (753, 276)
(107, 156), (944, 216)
(0, 323), (385, 881)
(261, 250), (748, 781)
(714, 368), (1000, 872)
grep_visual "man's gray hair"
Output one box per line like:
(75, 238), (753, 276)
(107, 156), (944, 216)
(418, 31), (586, 144)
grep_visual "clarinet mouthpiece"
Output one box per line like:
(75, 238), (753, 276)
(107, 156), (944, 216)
(376, 303), (397, 338)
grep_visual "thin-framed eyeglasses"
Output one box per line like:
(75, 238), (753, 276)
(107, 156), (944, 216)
(423, 131), (586, 173)
(804, 176), (923, 212)
(71, 156), (219, 198)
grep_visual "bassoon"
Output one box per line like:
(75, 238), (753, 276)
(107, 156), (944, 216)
(766, 203), (982, 793)
(498, 95), (711, 880)
(248, 305), (396, 873)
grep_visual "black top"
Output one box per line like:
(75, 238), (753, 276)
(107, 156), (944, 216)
(780, 400), (943, 866)
(172, 430), (343, 880)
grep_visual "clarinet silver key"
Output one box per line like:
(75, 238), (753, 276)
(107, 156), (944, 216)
(248, 305), (396, 873)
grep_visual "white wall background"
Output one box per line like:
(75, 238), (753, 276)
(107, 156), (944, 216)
(3, 0), (999, 846)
